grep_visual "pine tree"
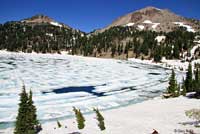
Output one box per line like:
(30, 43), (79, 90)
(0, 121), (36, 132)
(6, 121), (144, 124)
(15, 85), (30, 134)
(73, 107), (85, 130)
(27, 90), (39, 134)
(185, 63), (193, 92)
(166, 69), (179, 97)
(154, 46), (162, 62)
(194, 68), (200, 93)
(57, 120), (62, 128)
(181, 83), (187, 96)
(93, 108), (106, 131)
(14, 86), (40, 134)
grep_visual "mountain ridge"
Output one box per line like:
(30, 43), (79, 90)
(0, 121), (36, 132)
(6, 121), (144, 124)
(95, 6), (200, 33)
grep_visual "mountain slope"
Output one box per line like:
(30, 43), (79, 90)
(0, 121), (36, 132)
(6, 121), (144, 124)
(98, 6), (200, 33)
(21, 14), (70, 29)
(0, 14), (84, 53)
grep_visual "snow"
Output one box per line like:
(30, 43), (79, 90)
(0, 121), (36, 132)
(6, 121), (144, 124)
(3, 97), (200, 134)
(137, 25), (145, 30)
(129, 57), (188, 72)
(155, 35), (166, 43)
(0, 51), (175, 130)
(194, 40), (200, 44)
(46, 33), (53, 37)
(152, 23), (160, 29)
(182, 43), (200, 61)
(161, 58), (189, 71)
(143, 20), (153, 24)
(173, 22), (195, 33)
(50, 22), (63, 27)
(142, 20), (160, 30)
(190, 44), (200, 58)
(81, 33), (85, 37)
(125, 22), (135, 27)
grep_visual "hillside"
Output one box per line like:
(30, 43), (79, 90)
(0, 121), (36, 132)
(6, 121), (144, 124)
(0, 14), (84, 53)
(96, 6), (200, 33)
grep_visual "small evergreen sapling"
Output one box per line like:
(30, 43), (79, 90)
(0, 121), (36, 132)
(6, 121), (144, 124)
(73, 107), (85, 130)
(57, 120), (62, 128)
(93, 108), (106, 131)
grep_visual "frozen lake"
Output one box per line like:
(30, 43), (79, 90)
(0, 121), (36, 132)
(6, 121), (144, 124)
(0, 52), (182, 129)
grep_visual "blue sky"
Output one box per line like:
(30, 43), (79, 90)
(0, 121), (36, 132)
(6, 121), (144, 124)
(0, 0), (200, 32)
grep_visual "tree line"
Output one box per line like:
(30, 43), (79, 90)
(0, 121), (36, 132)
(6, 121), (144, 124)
(166, 63), (200, 98)
(0, 21), (198, 62)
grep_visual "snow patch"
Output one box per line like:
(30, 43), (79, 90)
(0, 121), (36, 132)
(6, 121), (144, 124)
(46, 33), (53, 37)
(50, 22), (62, 27)
(155, 36), (166, 43)
(143, 20), (153, 24)
(173, 22), (195, 33)
(126, 22), (135, 27)
(138, 25), (144, 30)
(152, 23), (160, 29)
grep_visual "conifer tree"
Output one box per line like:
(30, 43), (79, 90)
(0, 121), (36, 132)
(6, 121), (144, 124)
(194, 68), (200, 93)
(181, 83), (187, 96)
(57, 120), (62, 128)
(14, 86), (40, 134)
(167, 69), (179, 97)
(185, 63), (193, 92)
(93, 108), (106, 131)
(27, 90), (39, 134)
(73, 107), (85, 130)
(15, 85), (29, 134)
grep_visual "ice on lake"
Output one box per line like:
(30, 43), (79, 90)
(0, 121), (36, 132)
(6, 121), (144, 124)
(0, 52), (183, 128)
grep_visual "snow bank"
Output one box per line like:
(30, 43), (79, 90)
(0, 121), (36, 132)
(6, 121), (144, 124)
(138, 25), (144, 30)
(46, 33), (53, 37)
(152, 23), (160, 29)
(126, 22), (135, 27)
(143, 20), (153, 24)
(50, 22), (63, 27)
(3, 97), (200, 134)
(142, 20), (160, 30)
(129, 57), (192, 72)
(173, 22), (195, 33)
(155, 35), (166, 43)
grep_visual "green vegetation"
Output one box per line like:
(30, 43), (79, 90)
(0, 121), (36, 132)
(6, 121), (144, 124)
(57, 120), (62, 128)
(93, 108), (106, 131)
(14, 85), (40, 134)
(183, 63), (200, 96)
(166, 69), (180, 97)
(73, 107), (85, 130)
(184, 63), (193, 92)
(0, 21), (83, 53)
(0, 22), (197, 61)
(185, 109), (200, 127)
(165, 63), (200, 98)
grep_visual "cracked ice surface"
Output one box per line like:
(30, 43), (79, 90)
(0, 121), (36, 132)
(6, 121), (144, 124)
(0, 52), (183, 128)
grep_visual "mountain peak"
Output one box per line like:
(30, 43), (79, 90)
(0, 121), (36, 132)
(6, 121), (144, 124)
(21, 14), (73, 28)
(22, 14), (55, 23)
(99, 6), (197, 33)
(138, 6), (162, 12)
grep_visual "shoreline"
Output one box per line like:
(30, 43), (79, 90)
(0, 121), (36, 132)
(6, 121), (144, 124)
(2, 97), (200, 134)
(1, 50), (199, 72)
